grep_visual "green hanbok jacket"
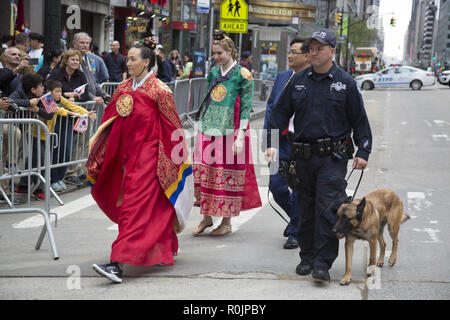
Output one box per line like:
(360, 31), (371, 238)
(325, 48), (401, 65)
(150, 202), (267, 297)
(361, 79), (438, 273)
(198, 62), (254, 136)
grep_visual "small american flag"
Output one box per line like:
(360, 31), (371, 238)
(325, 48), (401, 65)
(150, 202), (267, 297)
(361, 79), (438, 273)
(73, 114), (88, 133)
(40, 92), (58, 113)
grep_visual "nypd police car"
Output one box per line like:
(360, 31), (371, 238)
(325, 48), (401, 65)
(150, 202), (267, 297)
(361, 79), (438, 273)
(355, 66), (435, 90)
(438, 70), (450, 86)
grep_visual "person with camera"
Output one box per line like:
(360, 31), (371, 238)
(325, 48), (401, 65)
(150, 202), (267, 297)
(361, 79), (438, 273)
(266, 29), (372, 283)
(0, 47), (30, 96)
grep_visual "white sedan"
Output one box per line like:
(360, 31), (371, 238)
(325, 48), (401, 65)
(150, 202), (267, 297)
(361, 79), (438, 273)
(438, 70), (450, 86)
(355, 66), (436, 90)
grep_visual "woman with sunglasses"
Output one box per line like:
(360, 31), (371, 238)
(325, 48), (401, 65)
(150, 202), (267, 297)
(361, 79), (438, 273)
(192, 30), (261, 237)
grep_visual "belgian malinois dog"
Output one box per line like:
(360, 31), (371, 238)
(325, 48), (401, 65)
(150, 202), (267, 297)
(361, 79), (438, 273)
(332, 189), (410, 285)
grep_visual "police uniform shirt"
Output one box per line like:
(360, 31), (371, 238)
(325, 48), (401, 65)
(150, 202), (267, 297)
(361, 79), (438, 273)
(267, 63), (372, 160)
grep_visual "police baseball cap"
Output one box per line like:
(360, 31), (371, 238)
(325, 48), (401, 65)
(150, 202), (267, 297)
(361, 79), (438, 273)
(242, 51), (252, 59)
(311, 29), (336, 48)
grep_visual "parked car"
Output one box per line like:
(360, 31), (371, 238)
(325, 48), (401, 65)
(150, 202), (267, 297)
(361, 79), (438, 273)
(354, 66), (436, 90)
(438, 70), (450, 86)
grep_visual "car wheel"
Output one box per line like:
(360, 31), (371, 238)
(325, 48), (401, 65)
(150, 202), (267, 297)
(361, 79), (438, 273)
(411, 80), (422, 90)
(362, 81), (374, 90)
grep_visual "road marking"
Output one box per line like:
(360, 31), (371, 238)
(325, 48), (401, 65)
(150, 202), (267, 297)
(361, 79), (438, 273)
(407, 192), (441, 243)
(407, 192), (432, 219)
(12, 194), (96, 229)
(432, 134), (450, 141)
(424, 120), (432, 127)
(433, 120), (450, 127)
(412, 228), (442, 243)
(107, 187), (270, 232)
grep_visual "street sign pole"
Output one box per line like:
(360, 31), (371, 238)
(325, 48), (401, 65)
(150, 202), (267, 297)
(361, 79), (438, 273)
(238, 32), (242, 63)
(208, 0), (214, 69)
(43, 0), (61, 59)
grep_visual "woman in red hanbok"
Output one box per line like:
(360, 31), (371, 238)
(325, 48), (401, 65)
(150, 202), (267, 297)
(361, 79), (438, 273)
(87, 38), (193, 283)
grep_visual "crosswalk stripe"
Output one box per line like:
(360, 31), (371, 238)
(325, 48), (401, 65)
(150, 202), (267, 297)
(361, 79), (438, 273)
(12, 194), (96, 229)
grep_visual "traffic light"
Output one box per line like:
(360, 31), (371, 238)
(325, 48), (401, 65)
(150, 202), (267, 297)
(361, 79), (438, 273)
(335, 12), (342, 25)
(390, 18), (396, 27)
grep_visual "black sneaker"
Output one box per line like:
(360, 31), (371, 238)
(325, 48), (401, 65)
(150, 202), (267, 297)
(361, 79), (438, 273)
(92, 262), (123, 283)
(65, 176), (84, 186)
(312, 268), (330, 283)
(283, 238), (299, 249)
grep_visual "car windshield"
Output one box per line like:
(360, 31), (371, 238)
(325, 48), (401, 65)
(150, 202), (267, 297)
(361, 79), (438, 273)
(381, 69), (395, 75)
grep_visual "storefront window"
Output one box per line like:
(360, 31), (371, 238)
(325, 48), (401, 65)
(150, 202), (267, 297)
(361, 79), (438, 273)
(125, 17), (151, 49)
(260, 41), (278, 81)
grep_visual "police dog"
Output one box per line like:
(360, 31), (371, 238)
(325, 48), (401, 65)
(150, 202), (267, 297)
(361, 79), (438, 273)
(332, 189), (409, 285)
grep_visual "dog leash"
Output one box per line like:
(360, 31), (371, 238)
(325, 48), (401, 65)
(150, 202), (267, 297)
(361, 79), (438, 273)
(267, 163), (365, 226)
(267, 163), (293, 225)
(346, 167), (364, 201)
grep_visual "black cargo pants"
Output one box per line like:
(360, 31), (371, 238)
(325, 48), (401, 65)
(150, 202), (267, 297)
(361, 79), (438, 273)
(295, 152), (349, 270)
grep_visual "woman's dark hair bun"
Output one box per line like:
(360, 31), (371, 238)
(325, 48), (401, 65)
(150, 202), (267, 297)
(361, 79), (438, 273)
(141, 37), (157, 50)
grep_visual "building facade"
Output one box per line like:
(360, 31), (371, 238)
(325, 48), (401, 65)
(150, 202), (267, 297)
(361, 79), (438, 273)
(0, 0), (111, 53)
(435, 0), (450, 69)
(421, 0), (437, 67)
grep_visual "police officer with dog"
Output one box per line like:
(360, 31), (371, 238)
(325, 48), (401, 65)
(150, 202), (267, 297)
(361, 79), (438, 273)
(266, 29), (372, 283)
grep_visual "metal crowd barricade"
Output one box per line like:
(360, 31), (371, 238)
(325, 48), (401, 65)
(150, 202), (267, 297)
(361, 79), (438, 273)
(253, 78), (274, 103)
(100, 82), (121, 97)
(166, 81), (175, 93)
(0, 100), (105, 260)
(173, 79), (191, 123)
(185, 78), (207, 128)
(50, 101), (105, 207)
(0, 115), (59, 260)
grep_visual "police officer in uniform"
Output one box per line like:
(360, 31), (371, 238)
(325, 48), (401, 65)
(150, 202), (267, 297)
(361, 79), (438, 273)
(266, 29), (372, 283)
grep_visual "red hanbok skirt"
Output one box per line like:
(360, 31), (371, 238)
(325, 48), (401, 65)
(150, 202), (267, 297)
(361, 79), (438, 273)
(193, 96), (261, 217)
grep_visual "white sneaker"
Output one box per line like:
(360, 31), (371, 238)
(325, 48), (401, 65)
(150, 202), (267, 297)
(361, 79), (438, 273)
(58, 181), (67, 190)
(51, 182), (62, 192)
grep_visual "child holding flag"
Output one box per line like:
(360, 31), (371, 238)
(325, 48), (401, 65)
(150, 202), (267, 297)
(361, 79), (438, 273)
(43, 79), (96, 192)
(12, 74), (95, 199)
(11, 73), (58, 199)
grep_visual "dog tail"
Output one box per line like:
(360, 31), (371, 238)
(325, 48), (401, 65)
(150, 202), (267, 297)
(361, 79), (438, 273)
(401, 213), (410, 224)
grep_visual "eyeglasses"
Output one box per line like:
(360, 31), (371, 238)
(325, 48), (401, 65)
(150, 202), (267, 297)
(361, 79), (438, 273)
(288, 51), (306, 55)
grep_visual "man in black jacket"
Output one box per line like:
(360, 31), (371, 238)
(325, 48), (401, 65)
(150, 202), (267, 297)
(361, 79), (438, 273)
(156, 47), (174, 83)
(104, 41), (127, 82)
(0, 47), (30, 96)
(266, 29), (372, 283)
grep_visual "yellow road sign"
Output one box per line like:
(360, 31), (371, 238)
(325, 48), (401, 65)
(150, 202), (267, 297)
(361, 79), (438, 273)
(220, 0), (248, 21)
(219, 19), (248, 33)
